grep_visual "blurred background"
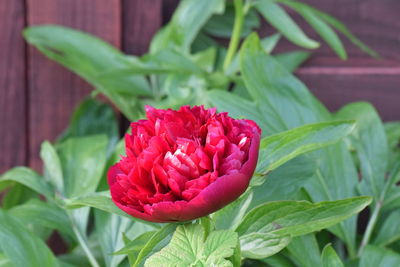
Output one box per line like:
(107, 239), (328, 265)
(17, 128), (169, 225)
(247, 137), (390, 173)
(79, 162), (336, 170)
(1, 0), (399, 173)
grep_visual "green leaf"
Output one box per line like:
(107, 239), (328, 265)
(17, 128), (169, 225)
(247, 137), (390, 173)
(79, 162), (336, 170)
(95, 210), (153, 267)
(8, 199), (74, 239)
(41, 141), (64, 193)
(1, 184), (39, 210)
(373, 210), (400, 246)
(336, 102), (388, 199)
(145, 224), (238, 267)
(385, 122), (400, 169)
(207, 90), (269, 134)
(0, 167), (53, 198)
(359, 245), (400, 267)
(280, 1), (346, 59)
(250, 156), (316, 202)
(64, 191), (159, 227)
(321, 244), (344, 267)
(255, 2), (319, 49)
(114, 231), (157, 256)
(274, 51), (311, 72)
(58, 98), (119, 157)
(257, 121), (355, 173)
(261, 33), (281, 53)
(240, 33), (329, 133)
(236, 196), (371, 239)
(0, 210), (59, 267)
(150, 0), (225, 53)
(287, 234), (322, 267)
(204, 3), (260, 38)
(23, 25), (151, 120)
(261, 253), (296, 267)
(240, 233), (291, 259)
(57, 135), (107, 198)
(132, 224), (177, 267)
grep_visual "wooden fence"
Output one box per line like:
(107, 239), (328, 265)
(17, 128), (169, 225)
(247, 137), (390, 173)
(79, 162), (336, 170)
(1, 0), (399, 173)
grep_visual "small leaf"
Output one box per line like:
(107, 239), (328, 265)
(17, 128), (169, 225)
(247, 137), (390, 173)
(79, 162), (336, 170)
(321, 244), (344, 267)
(145, 224), (238, 267)
(255, 2), (319, 49)
(0, 210), (59, 267)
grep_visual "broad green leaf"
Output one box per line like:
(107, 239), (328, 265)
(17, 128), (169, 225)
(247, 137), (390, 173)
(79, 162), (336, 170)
(0, 253), (12, 267)
(240, 33), (329, 133)
(236, 196), (371, 238)
(336, 102), (388, 199)
(57, 135), (107, 198)
(64, 191), (160, 228)
(287, 234), (322, 267)
(145, 224), (238, 267)
(385, 187), (400, 211)
(212, 190), (253, 230)
(1, 184), (38, 210)
(204, 3), (260, 38)
(150, 0), (225, 53)
(274, 51), (311, 72)
(240, 34), (360, 253)
(23, 25), (151, 120)
(240, 233), (291, 259)
(8, 199), (73, 239)
(0, 167), (52, 198)
(95, 210), (153, 267)
(40, 141), (64, 193)
(114, 231), (157, 256)
(250, 156), (316, 203)
(0, 210), (59, 267)
(58, 98), (119, 157)
(257, 121), (355, 173)
(207, 90), (269, 133)
(359, 245), (400, 267)
(373, 210), (400, 246)
(133, 224), (177, 267)
(280, 1), (346, 59)
(255, 2), (319, 49)
(321, 244), (344, 267)
(261, 253), (296, 267)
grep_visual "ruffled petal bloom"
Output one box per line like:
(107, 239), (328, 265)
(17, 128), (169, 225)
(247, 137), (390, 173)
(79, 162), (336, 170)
(108, 105), (261, 222)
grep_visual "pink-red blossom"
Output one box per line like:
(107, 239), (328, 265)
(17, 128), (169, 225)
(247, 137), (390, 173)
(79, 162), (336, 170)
(108, 106), (261, 222)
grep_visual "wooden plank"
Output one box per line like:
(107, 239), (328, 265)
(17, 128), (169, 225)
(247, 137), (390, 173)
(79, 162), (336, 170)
(0, 0), (27, 173)
(122, 0), (162, 55)
(26, 0), (121, 170)
(298, 69), (400, 121)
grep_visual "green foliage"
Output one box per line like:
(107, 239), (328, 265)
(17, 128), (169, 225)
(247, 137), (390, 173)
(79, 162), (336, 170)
(0, 0), (395, 266)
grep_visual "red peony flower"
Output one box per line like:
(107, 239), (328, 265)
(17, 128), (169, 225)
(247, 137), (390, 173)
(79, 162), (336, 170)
(108, 106), (261, 222)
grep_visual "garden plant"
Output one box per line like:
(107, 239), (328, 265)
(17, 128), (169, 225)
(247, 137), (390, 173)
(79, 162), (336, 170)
(1, 0), (400, 266)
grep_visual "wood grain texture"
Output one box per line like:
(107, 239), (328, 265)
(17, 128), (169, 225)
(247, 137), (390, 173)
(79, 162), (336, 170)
(0, 0), (27, 173)
(26, 0), (121, 170)
(122, 0), (162, 55)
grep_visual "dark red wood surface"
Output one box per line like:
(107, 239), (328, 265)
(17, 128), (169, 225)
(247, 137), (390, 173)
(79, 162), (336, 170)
(26, 0), (121, 170)
(0, 0), (399, 172)
(0, 0), (27, 173)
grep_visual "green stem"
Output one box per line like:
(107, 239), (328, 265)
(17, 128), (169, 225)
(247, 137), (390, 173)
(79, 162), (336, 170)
(68, 213), (100, 267)
(223, 0), (244, 72)
(357, 162), (400, 257)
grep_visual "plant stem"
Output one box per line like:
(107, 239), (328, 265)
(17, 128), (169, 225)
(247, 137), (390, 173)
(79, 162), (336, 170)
(68, 212), (100, 267)
(223, 0), (244, 72)
(357, 162), (400, 257)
